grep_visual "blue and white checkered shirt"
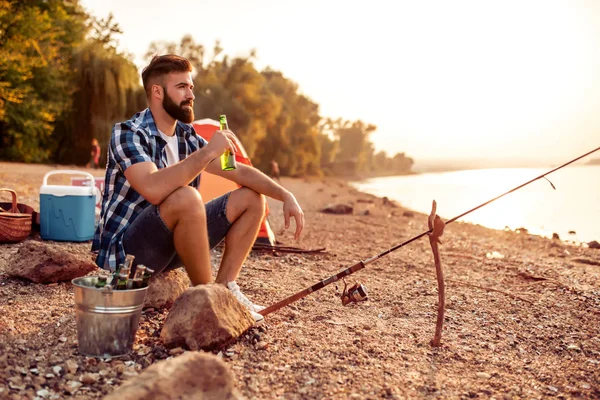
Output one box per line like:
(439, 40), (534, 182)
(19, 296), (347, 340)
(92, 108), (208, 270)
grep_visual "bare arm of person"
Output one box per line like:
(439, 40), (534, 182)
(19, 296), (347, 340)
(124, 130), (237, 205)
(205, 160), (305, 239)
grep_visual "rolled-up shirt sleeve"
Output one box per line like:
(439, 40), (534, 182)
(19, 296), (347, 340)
(110, 123), (154, 172)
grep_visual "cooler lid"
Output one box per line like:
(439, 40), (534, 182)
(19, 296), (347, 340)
(40, 185), (96, 197)
(40, 170), (96, 197)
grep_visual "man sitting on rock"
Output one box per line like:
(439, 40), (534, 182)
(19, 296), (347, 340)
(92, 54), (304, 322)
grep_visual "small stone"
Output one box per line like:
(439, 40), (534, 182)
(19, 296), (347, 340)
(45, 373), (55, 379)
(255, 341), (268, 350)
(80, 373), (99, 384)
(114, 364), (126, 374)
(65, 380), (82, 394)
(476, 372), (491, 379)
(547, 385), (558, 392)
(169, 347), (184, 356)
(122, 370), (139, 378)
(30, 368), (39, 375)
(65, 360), (78, 374)
(136, 345), (151, 356)
(566, 344), (581, 351)
(58, 336), (67, 343)
(33, 376), (46, 386)
(582, 383), (591, 390)
(36, 389), (51, 398)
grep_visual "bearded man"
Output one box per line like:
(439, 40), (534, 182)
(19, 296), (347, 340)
(92, 55), (304, 322)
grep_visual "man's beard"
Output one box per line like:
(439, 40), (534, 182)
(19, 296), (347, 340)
(162, 88), (194, 123)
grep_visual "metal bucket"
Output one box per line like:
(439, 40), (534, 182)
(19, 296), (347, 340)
(72, 276), (148, 358)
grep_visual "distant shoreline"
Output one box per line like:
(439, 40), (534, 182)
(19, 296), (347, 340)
(587, 157), (600, 166)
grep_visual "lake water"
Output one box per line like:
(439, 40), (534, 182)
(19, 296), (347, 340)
(352, 165), (600, 244)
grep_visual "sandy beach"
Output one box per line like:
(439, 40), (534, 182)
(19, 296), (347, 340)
(1, 161), (599, 399)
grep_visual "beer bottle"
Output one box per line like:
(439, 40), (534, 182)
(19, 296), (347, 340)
(123, 254), (135, 273)
(219, 115), (236, 171)
(134, 265), (146, 280)
(142, 267), (154, 287)
(132, 278), (143, 289)
(116, 274), (128, 290)
(110, 263), (124, 286)
(95, 276), (107, 288)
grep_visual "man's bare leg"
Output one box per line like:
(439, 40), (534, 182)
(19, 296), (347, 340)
(158, 186), (212, 285)
(214, 188), (265, 285)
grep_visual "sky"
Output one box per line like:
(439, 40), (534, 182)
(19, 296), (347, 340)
(81, 0), (600, 169)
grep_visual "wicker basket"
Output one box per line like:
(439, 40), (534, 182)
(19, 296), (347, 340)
(0, 189), (32, 243)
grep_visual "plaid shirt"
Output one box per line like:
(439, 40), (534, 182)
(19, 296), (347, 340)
(92, 108), (208, 270)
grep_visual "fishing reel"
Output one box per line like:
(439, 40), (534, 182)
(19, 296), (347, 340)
(338, 278), (368, 306)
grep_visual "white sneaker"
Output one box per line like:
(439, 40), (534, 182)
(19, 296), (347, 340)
(250, 310), (264, 323)
(227, 281), (266, 314)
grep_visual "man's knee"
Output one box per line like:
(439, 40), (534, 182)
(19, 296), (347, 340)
(227, 188), (266, 221)
(241, 188), (266, 215)
(159, 186), (205, 228)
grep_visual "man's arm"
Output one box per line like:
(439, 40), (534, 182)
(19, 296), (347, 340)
(124, 149), (216, 205)
(120, 129), (237, 205)
(206, 160), (305, 239)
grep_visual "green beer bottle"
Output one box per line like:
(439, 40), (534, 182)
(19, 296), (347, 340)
(142, 267), (154, 287)
(116, 274), (128, 290)
(95, 276), (107, 288)
(219, 114), (236, 171)
(110, 263), (124, 286)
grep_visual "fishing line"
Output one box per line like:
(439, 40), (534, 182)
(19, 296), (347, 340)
(260, 145), (600, 316)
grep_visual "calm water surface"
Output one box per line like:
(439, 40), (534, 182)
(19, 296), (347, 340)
(352, 166), (600, 243)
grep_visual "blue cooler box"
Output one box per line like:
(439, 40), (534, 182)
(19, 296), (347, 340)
(40, 170), (97, 242)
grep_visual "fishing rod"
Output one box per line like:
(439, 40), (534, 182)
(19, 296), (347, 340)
(259, 145), (600, 317)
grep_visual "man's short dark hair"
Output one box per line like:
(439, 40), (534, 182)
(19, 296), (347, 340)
(141, 55), (193, 96)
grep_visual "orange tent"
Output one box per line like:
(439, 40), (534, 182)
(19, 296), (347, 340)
(192, 118), (276, 245)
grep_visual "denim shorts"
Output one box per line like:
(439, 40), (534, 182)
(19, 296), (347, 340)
(122, 192), (232, 274)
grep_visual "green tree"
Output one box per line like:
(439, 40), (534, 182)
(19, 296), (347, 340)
(53, 12), (145, 165)
(0, 0), (86, 162)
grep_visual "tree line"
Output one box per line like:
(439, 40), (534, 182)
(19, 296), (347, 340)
(0, 0), (413, 177)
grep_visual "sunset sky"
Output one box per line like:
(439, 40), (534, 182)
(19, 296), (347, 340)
(81, 0), (600, 168)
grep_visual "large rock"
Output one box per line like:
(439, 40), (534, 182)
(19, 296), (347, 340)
(5, 240), (97, 283)
(144, 268), (190, 309)
(161, 284), (254, 351)
(103, 351), (242, 400)
(588, 240), (600, 249)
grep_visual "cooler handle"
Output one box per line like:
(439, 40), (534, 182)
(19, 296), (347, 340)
(42, 170), (96, 196)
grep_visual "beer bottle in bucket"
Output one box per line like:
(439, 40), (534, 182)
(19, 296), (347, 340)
(133, 265), (146, 280)
(116, 274), (128, 290)
(142, 267), (154, 287)
(219, 115), (236, 171)
(95, 276), (107, 288)
(110, 263), (124, 287)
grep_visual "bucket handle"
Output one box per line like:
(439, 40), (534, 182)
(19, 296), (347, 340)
(42, 170), (96, 196)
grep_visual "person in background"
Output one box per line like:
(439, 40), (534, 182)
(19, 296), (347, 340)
(92, 55), (305, 322)
(87, 138), (101, 169)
